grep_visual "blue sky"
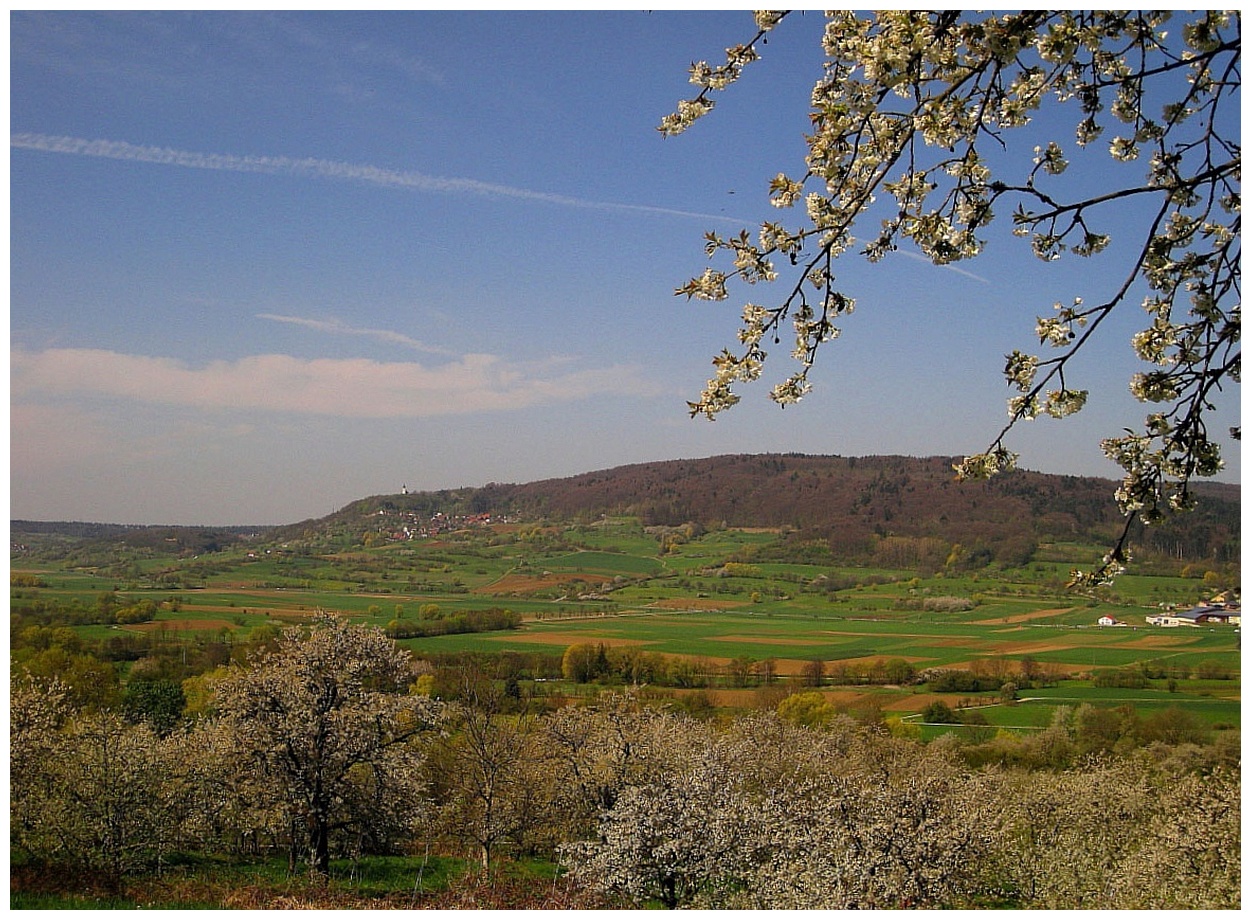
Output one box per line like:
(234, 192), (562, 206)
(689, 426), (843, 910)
(11, 10), (1241, 524)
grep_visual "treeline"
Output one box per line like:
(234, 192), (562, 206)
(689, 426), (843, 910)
(555, 641), (926, 691)
(384, 606), (521, 639)
(554, 639), (1049, 693)
(11, 603), (249, 714)
(8, 599), (506, 724)
(12, 522), (263, 560)
(10, 619), (1239, 909)
(11, 590), (163, 627)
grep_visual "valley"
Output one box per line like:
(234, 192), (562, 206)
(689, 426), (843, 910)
(13, 454), (1240, 732)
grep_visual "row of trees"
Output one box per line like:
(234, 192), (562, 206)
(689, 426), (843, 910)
(559, 641), (1071, 692)
(11, 617), (1239, 908)
(384, 606), (521, 639)
(11, 590), (162, 627)
(559, 642), (909, 690)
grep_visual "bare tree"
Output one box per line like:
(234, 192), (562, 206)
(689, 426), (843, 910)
(434, 664), (542, 871)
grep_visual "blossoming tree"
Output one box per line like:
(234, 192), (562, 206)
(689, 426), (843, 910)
(667, 11), (1239, 584)
(213, 615), (443, 876)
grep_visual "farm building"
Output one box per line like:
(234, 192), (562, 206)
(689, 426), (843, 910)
(1176, 604), (1241, 625)
(1147, 613), (1185, 627)
(1147, 604), (1241, 627)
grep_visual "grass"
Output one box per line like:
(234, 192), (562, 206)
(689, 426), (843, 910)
(13, 520), (1239, 726)
(11, 892), (156, 909)
(10, 854), (580, 911)
(410, 603), (1233, 667)
(540, 550), (665, 576)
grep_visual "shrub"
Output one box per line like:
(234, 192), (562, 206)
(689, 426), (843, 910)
(922, 596), (977, 612)
(1093, 669), (1149, 689)
(922, 700), (959, 723)
(777, 691), (837, 728)
(1194, 659), (1233, 680)
(922, 669), (1003, 693)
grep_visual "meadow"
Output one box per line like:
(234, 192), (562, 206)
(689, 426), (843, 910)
(9, 516), (1242, 909)
(13, 516), (1239, 730)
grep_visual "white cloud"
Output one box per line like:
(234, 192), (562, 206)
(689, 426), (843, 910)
(10, 133), (739, 223)
(10, 404), (120, 474)
(11, 347), (661, 418)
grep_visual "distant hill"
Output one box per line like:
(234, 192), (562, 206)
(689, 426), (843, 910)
(276, 454), (1239, 566)
(10, 521), (267, 559)
(12, 454), (1239, 567)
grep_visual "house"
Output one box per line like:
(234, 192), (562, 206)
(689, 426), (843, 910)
(1097, 615), (1120, 627)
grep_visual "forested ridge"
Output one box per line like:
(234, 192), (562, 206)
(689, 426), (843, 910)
(17, 455), (1239, 568)
(293, 454), (1239, 565)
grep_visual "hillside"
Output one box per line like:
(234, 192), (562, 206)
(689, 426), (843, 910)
(13, 454), (1239, 568)
(10, 522), (266, 563)
(274, 454), (1238, 567)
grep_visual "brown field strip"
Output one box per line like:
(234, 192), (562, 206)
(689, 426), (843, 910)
(1118, 635), (1200, 648)
(986, 641), (1084, 655)
(706, 688), (866, 708)
(880, 692), (958, 712)
(979, 607), (1079, 624)
(648, 598), (745, 611)
(481, 631), (649, 648)
(836, 654), (931, 667)
(475, 573), (613, 594)
(122, 618), (237, 632)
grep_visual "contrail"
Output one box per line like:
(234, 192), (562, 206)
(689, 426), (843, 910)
(256, 313), (455, 356)
(892, 246), (991, 284)
(11, 132), (741, 223)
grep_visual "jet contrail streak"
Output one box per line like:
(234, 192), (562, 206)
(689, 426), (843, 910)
(11, 132), (740, 223)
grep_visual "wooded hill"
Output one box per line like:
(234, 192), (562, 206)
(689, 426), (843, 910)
(294, 454), (1238, 567)
(11, 521), (265, 562)
(14, 454), (1239, 568)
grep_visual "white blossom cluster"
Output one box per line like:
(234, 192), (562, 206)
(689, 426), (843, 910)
(561, 707), (1241, 908)
(668, 11), (1239, 583)
(211, 616), (445, 873)
(10, 677), (1242, 906)
(658, 11), (786, 137)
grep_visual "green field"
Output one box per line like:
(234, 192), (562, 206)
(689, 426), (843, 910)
(12, 519), (1240, 725)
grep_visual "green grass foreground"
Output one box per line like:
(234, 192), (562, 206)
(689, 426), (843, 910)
(10, 855), (594, 910)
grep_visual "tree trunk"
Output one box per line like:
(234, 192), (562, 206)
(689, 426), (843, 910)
(288, 819), (299, 875)
(660, 873), (678, 910)
(309, 811), (331, 876)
